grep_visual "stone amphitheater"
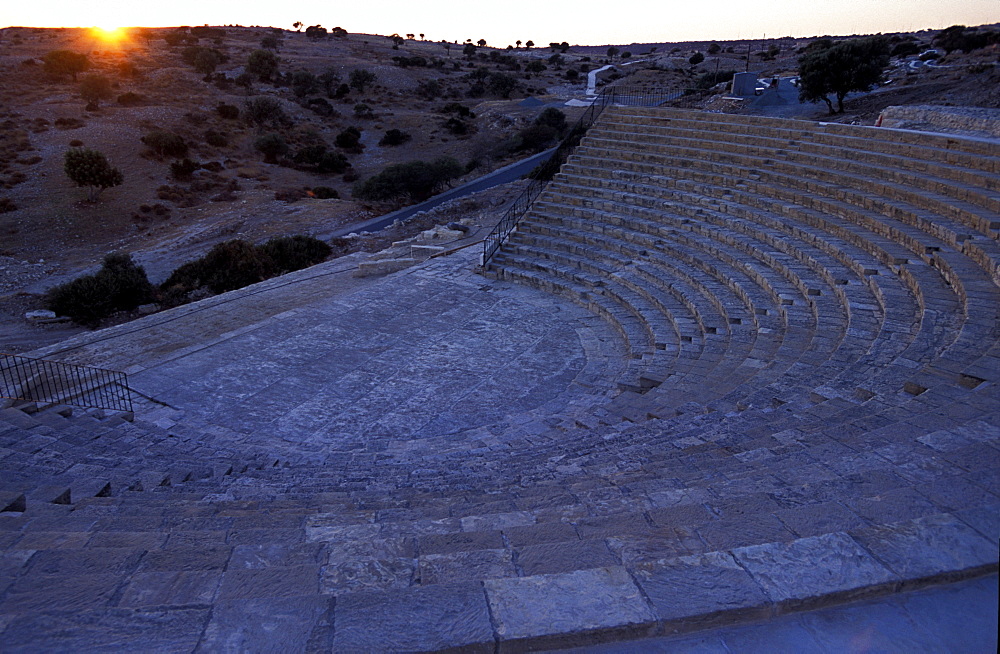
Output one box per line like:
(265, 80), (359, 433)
(1, 105), (998, 651)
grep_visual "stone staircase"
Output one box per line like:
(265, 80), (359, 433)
(1, 107), (998, 651)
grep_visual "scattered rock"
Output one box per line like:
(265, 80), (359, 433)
(24, 309), (56, 321)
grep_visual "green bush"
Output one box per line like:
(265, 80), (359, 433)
(170, 158), (200, 180)
(161, 240), (273, 295)
(204, 129), (228, 147)
(254, 132), (289, 163)
(379, 129), (411, 146)
(160, 236), (330, 299)
(216, 102), (240, 119)
(311, 186), (339, 199)
(335, 126), (363, 151)
(47, 252), (154, 326)
(259, 235), (331, 273)
(243, 96), (287, 128)
(142, 130), (189, 158)
(352, 156), (463, 203)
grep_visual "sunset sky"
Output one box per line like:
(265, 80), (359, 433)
(3, 0), (997, 46)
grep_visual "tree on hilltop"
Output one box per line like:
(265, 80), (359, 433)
(292, 21), (303, 32)
(64, 148), (123, 202)
(43, 50), (89, 80)
(798, 36), (890, 114)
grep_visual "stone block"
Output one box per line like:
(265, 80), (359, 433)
(732, 532), (898, 611)
(850, 514), (998, 584)
(516, 539), (619, 576)
(334, 582), (494, 652)
(633, 551), (771, 630)
(419, 548), (516, 584)
(484, 567), (656, 650)
(217, 565), (320, 600)
(196, 596), (331, 653)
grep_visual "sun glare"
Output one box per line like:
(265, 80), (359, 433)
(93, 25), (124, 41)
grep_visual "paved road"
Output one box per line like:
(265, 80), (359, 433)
(326, 147), (557, 238)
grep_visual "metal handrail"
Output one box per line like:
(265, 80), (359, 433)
(481, 85), (685, 266)
(1, 353), (133, 412)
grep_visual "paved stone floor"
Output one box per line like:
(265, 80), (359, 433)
(32, 248), (626, 463)
(562, 573), (998, 653)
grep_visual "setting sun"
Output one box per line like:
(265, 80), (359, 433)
(93, 25), (124, 40)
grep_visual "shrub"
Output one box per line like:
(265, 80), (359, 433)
(79, 74), (113, 107)
(64, 147), (123, 201)
(311, 186), (339, 199)
(142, 131), (189, 158)
(444, 117), (470, 135)
(204, 129), (228, 147)
(254, 133), (289, 163)
(379, 129), (411, 146)
(442, 102), (475, 118)
(42, 50), (89, 80)
(117, 91), (143, 106)
(352, 156), (462, 203)
(534, 107), (567, 135)
(247, 49), (280, 81)
(243, 96), (286, 128)
(306, 97), (335, 116)
(349, 69), (377, 93)
(182, 46), (225, 74)
(291, 70), (318, 97)
(689, 52), (705, 65)
(353, 103), (374, 119)
(525, 60), (546, 73)
(47, 253), (154, 326)
(513, 124), (557, 152)
(161, 240), (274, 295)
(216, 102), (240, 119)
(259, 235), (331, 273)
(335, 126), (363, 151)
(696, 69), (737, 89)
(416, 79), (441, 99)
(170, 158), (200, 180)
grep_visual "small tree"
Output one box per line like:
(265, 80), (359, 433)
(244, 96), (287, 129)
(525, 40), (534, 49)
(689, 52), (705, 65)
(463, 43), (477, 58)
(349, 69), (376, 93)
(246, 49), (279, 82)
(798, 36), (890, 113)
(64, 148), (123, 201)
(79, 74), (112, 107)
(607, 47), (619, 60)
(477, 38), (487, 47)
(43, 50), (89, 80)
(292, 21), (303, 32)
(254, 133), (289, 163)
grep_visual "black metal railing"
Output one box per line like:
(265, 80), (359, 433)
(481, 86), (685, 266)
(1, 353), (133, 412)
